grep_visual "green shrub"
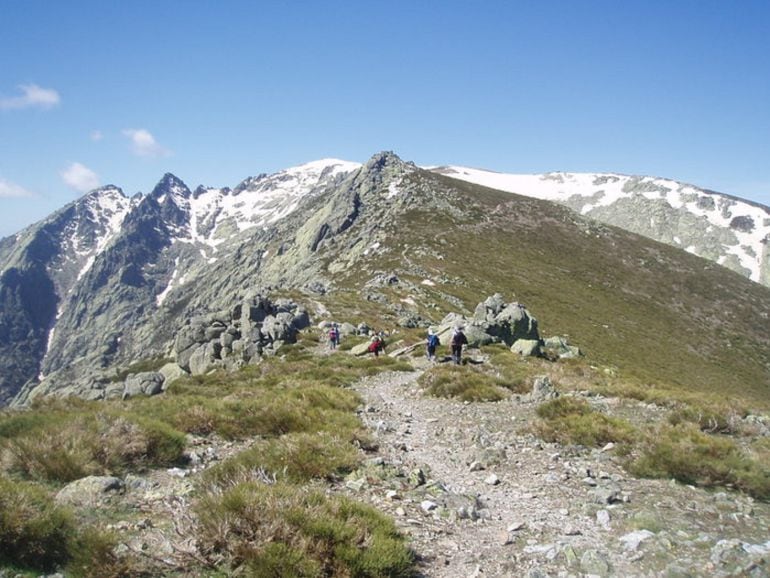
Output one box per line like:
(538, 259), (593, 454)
(195, 481), (415, 577)
(628, 423), (770, 500)
(534, 397), (636, 447)
(0, 476), (74, 572)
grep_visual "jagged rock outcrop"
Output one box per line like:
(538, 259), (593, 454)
(173, 295), (309, 375)
(433, 294), (540, 349)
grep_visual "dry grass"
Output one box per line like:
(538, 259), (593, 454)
(195, 481), (415, 577)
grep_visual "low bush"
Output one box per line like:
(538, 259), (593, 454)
(628, 423), (770, 501)
(195, 481), (415, 577)
(0, 476), (73, 571)
(534, 397), (636, 447)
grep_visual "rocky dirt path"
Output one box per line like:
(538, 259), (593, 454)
(347, 367), (770, 578)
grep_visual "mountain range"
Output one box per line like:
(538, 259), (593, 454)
(1, 152), (769, 405)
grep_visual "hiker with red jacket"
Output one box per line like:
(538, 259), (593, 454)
(368, 333), (385, 357)
(451, 327), (467, 365)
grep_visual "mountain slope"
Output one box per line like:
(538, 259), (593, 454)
(2, 152), (770, 407)
(0, 160), (359, 403)
(432, 167), (770, 288)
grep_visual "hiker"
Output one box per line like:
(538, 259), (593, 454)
(328, 323), (340, 350)
(426, 329), (440, 361)
(368, 333), (385, 357)
(450, 327), (467, 365)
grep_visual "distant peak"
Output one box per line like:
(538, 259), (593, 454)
(364, 151), (407, 171)
(85, 185), (125, 199)
(150, 173), (191, 199)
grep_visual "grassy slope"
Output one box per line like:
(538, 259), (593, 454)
(333, 171), (770, 407)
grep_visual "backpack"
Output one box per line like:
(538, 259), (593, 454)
(428, 334), (440, 348)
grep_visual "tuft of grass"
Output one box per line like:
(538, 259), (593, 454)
(0, 476), (73, 572)
(419, 365), (511, 402)
(1, 410), (186, 484)
(195, 481), (415, 577)
(203, 431), (361, 487)
(628, 423), (770, 501)
(534, 396), (636, 447)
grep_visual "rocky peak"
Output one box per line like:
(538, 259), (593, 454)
(149, 173), (191, 203)
(364, 150), (407, 171)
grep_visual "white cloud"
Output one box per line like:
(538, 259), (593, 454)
(60, 162), (100, 192)
(0, 84), (61, 111)
(122, 128), (171, 158)
(0, 178), (35, 198)
(90, 129), (103, 142)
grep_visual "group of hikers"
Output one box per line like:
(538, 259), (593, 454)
(428, 327), (467, 364)
(327, 323), (468, 364)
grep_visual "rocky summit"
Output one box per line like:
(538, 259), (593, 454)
(0, 152), (769, 576)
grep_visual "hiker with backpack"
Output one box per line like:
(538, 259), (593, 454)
(426, 329), (440, 361)
(368, 333), (385, 357)
(328, 323), (340, 350)
(450, 327), (467, 365)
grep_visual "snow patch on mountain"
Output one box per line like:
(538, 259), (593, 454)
(434, 166), (770, 285)
(172, 159), (361, 248)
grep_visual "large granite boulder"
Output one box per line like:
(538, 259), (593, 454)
(122, 372), (165, 400)
(436, 295), (540, 349)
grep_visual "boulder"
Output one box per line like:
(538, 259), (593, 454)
(262, 314), (295, 343)
(175, 343), (199, 373)
(437, 296), (540, 348)
(351, 341), (372, 356)
(490, 302), (539, 344)
(173, 295), (310, 374)
(123, 372), (165, 400)
(532, 376), (557, 400)
(543, 336), (583, 359)
(204, 322), (227, 341)
(511, 339), (541, 357)
(55, 476), (125, 508)
(340, 322), (357, 336)
(158, 362), (187, 388)
(189, 343), (220, 375)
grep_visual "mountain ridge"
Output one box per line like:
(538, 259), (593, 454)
(432, 166), (770, 287)
(1, 152), (769, 406)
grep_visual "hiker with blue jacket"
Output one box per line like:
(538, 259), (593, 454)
(451, 327), (468, 365)
(426, 329), (440, 361)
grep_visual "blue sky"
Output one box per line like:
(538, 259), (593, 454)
(1, 0), (769, 237)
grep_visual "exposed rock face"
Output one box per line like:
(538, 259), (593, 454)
(4, 160), (359, 405)
(173, 295), (309, 375)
